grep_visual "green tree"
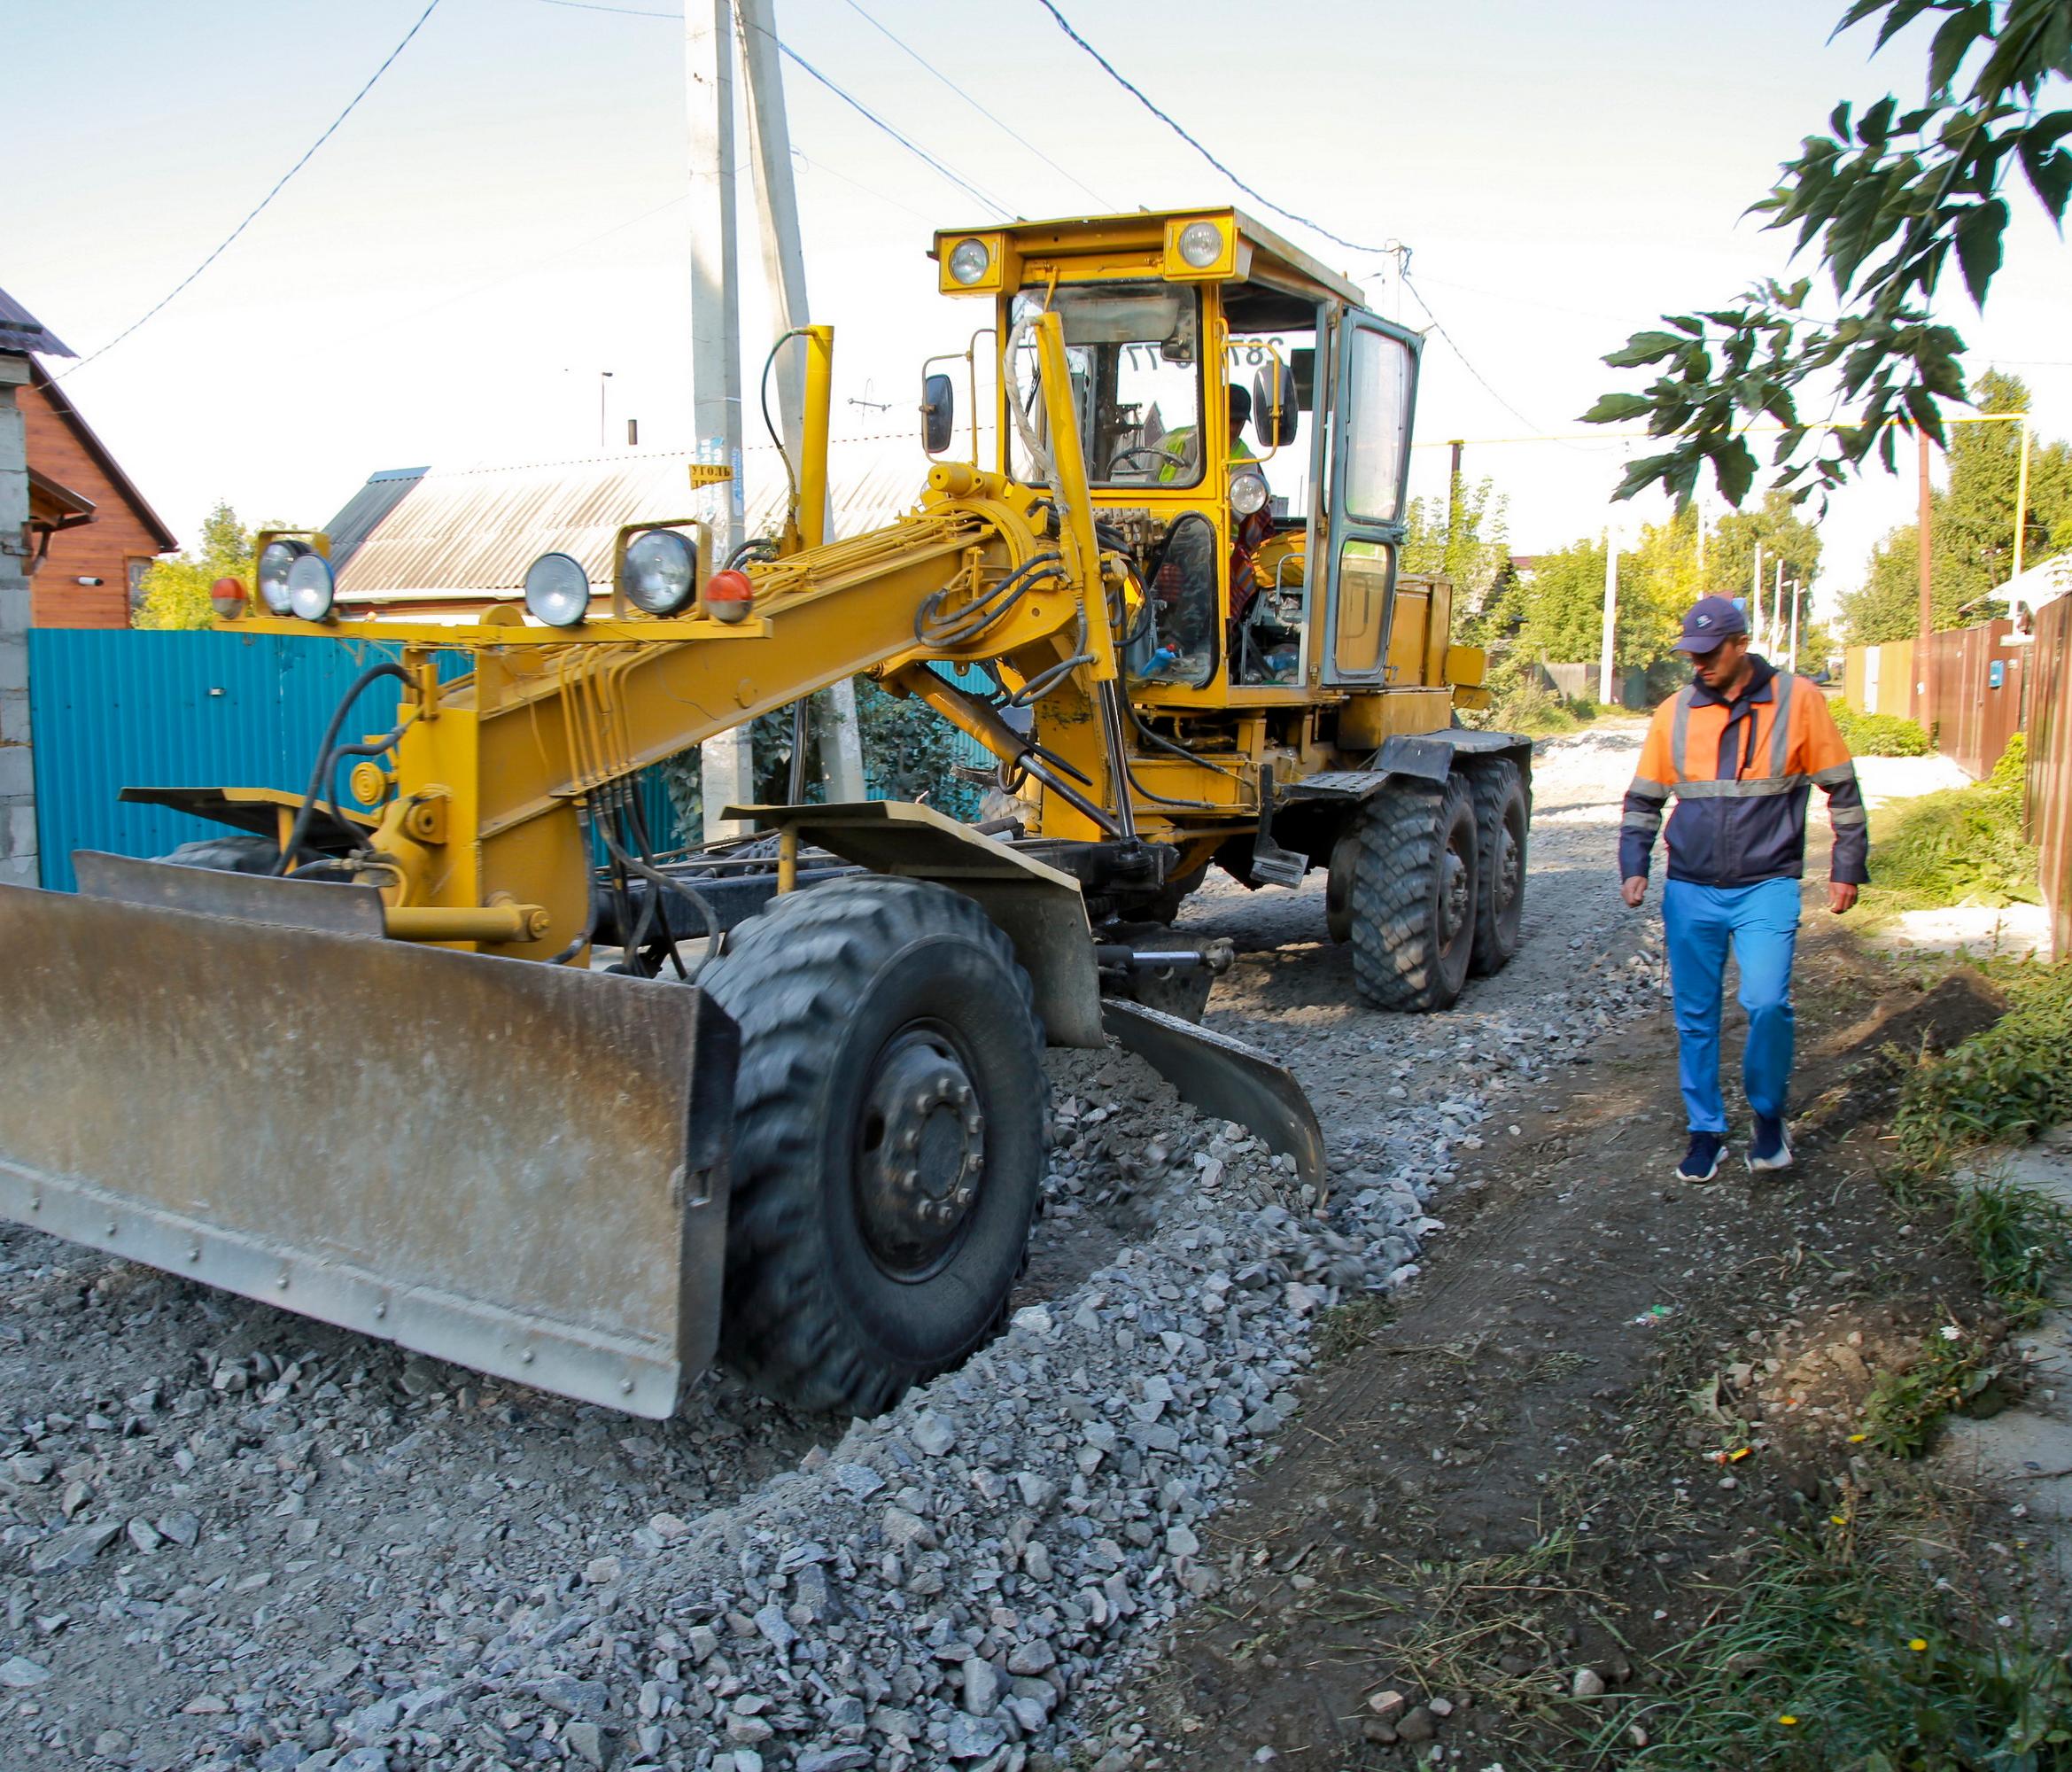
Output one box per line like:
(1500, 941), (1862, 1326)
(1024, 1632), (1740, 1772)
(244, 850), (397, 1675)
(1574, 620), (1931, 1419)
(1704, 491), (1823, 604)
(1586, 0), (2072, 509)
(1839, 369), (2072, 641)
(135, 501), (259, 629)
(1403, 474), (1512, 629)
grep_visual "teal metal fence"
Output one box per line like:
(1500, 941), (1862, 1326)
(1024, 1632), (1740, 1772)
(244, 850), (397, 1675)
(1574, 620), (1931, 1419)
(28, 632), (998, 892)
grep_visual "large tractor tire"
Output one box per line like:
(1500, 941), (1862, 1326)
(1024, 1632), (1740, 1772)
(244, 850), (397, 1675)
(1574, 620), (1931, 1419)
(1466, 758), (1529, 977)
(1346, 773), (1480, 1013)
(700, 875), (1048, 1417)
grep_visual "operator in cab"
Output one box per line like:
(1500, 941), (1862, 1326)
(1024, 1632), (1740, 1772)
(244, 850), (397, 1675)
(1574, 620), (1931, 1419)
(1145, 385), (1274, 680)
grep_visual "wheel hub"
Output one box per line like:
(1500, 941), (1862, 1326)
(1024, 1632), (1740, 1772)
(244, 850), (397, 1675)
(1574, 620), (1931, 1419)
(1440, 844), (1471, 943)
(855, 1031), (987, 1277)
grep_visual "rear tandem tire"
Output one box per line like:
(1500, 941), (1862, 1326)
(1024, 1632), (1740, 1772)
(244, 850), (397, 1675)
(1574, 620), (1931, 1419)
(1346, 773), (1480, 1013)
(1466, 758), (1529, 977)
(699, 875), (1048, 1417)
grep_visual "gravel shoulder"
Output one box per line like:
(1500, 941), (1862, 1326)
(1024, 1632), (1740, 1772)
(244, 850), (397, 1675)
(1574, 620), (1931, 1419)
(3, 722), (2003, 1772)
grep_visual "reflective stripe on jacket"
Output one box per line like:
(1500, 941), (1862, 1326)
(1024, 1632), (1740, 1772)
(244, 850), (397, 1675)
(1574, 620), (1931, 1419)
(1619, 655), (1869, 887)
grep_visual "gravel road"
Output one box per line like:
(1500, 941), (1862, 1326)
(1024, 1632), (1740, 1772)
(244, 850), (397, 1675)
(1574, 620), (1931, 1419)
(0, 726), (1670, 1772)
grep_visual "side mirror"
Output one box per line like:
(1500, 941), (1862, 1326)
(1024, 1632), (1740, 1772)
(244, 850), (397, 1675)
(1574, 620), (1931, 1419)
(921, 374), (955, 455)
(1253, 364), (1299, 447)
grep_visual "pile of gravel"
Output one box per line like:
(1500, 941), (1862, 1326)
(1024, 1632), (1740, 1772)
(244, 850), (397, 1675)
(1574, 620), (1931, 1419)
(0, 744), (1672, 1772)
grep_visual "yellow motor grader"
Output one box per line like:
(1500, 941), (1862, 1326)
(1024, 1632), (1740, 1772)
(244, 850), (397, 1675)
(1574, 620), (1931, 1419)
(0, 208), (1529, 1421)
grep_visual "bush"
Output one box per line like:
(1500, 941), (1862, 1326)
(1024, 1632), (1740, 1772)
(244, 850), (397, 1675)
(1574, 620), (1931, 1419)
(1869, 756), (2037, 909)
(1478, 656), (1602, 736)
(1897, 963), (2072, 1162)
(1835, 704), (1931, 756)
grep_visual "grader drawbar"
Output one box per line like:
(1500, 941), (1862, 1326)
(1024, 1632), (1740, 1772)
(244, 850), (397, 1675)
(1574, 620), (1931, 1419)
(0, 207), (1527, 1422)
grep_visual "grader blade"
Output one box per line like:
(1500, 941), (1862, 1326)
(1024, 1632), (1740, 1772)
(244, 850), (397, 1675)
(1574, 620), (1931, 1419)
(0, 871), (734, 1418)
(1100, 1000), (1327, 1190)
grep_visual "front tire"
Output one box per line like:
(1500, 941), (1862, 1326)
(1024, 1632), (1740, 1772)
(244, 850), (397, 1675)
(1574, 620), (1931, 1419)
(1346, 773), (1480, 1013)
(700, 876), (1047, 1417)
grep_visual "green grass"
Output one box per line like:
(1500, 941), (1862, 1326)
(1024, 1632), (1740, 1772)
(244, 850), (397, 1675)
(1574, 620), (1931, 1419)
(1897, 959), (2072, 1164)
(1866, 735), (2036, 913)
(1837, 705), (1934, 757)
(1483, 675), (1603, 736)
(1599, 1493), (2072, 1769)
(1859, 1327), (2000, 1457)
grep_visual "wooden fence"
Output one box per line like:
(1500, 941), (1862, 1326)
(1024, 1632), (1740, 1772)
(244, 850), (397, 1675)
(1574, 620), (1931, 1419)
(2029, 596), (2072, 960)
(1842, 619), (2026, 778)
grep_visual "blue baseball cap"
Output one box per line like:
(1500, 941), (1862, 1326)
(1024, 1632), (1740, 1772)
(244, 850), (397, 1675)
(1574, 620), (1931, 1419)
(1673, 594), (1750, 653)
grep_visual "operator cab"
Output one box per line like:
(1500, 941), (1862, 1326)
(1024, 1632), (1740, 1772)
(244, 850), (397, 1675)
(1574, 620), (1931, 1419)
(927, 209), (1419, 703)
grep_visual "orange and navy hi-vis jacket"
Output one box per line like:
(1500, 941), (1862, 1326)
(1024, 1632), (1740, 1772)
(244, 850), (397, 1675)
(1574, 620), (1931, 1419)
(1619, 655), (1869, 888)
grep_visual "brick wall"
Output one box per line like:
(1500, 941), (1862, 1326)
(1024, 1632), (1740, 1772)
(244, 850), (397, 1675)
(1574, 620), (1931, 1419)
(21, 376), (171, 627)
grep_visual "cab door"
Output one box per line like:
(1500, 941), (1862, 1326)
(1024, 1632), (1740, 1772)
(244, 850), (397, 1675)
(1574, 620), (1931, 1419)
(1322, 312), (1421, 686)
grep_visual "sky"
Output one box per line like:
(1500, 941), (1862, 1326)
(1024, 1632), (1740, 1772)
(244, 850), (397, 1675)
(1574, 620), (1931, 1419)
(9, 0), (2069, 617)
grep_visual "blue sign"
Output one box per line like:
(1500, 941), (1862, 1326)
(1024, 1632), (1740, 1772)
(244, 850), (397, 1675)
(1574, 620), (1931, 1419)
(1990, 660), (2006, 689)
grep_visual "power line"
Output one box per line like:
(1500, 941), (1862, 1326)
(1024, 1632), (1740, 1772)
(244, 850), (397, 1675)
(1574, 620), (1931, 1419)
(790, 149), (935, 226)
(1030, 0), (1400, 259)
(60, 0), (447, 378)
(1399, 271), (1569, 443)
(533, 0), (675, 12)
(769, 38), (1013, 222)
(840, 0), (1115, 210)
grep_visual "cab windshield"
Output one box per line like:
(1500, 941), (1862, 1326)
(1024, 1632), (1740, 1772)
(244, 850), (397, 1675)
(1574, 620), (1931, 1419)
(1009, 283), (1203, 488)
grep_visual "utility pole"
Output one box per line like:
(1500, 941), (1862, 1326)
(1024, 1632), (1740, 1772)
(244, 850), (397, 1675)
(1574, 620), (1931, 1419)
(1787, 579), (1800, 673)
(1599, 527), (1618, 706)
(1750, 541), (1763, 639)
(1917, 430), (1935, 729)
(1447, 439), (1464, 557)
(599, 370), (613, 452)
(687, 0), (757, 839)
(1773, 558), (1784, 658)
(2014, 416), (2034, 580)
(737, 0), (865, 802)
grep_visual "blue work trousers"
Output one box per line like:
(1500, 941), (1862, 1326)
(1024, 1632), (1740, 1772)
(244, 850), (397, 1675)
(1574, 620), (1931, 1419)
(1662, 876), (1801, 1134)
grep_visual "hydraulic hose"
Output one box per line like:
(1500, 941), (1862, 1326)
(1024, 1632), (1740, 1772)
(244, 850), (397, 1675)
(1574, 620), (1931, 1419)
(274, 661), (414, 875)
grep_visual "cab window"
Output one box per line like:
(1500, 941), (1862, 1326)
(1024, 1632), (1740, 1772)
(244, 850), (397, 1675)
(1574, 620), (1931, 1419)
(1010, 284), (1203, 488)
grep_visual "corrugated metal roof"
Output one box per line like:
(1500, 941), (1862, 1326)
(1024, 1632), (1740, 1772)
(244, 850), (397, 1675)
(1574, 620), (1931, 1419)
(326, 467), (428, 571)
(332, 431), (985, 601)
(0, 285), (74, 358)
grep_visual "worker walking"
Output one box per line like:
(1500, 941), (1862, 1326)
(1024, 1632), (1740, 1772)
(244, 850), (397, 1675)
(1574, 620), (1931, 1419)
(1618, 595), (1868, 1181)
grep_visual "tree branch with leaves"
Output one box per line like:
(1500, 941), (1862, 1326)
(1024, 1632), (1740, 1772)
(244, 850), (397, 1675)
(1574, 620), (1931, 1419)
(1586, 0), (2071, 509)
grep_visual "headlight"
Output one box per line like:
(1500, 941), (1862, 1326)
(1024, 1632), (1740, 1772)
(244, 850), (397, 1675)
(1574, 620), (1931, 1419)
(622, 529), (697, 616)
(1177, 221), (1224, 269)
(524, 552), (592, 627)
(1229, 470), (1269, 517)
(257, 539), (307, 614)
(285, 552), (336, 621)
(209, 576), (247, 620)
(947, 237), (991, 286)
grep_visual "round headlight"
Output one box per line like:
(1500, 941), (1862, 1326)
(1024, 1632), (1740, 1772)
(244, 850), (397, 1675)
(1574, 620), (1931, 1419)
(257, 539), (307, 614)
(1229, 470), (1269, 517)
(622, 529), (697, 616)
(1177, 221), (1224, 269)
(524, 552), (592, 628)
(947, 237), (991, 286)
(209, 575), (248, 620)
(285, 552), (336, 621)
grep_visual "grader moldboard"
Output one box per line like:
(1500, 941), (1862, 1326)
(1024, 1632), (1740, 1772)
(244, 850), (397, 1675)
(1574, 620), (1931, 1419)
(0, 208), (1530, 1422)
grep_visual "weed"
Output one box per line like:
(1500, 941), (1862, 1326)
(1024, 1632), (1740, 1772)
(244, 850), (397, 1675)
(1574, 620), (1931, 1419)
(1835, 705), (1933, 757)
(1953, 1174), (2072, 1326)
(1866, 742), (2037, 911)
(1601, 1489), (2072, 1769)
(1859, 1325), (1998, 1457)
(1896, 964), (2072, 1161)
(1315, 1294), (1397, 1363)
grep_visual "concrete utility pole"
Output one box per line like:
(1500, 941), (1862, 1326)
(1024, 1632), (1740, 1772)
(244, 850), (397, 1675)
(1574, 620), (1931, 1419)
(737, 0), (865, 803)
(1773, 558), (1784, 658)
(1751, 541), (1764, 640)
(599, 370), (613, 452)
(1917, 431), (1935, 728)
(1787, 579), (1800, 673)
(1599, 527), (1618, 706)
(687, 0), (756, 839)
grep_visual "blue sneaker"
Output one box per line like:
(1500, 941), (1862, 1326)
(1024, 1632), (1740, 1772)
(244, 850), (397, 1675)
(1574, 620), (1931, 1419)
(1748, 1115), (1794, 1172)
(1676, 1131), (1724, 1183)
